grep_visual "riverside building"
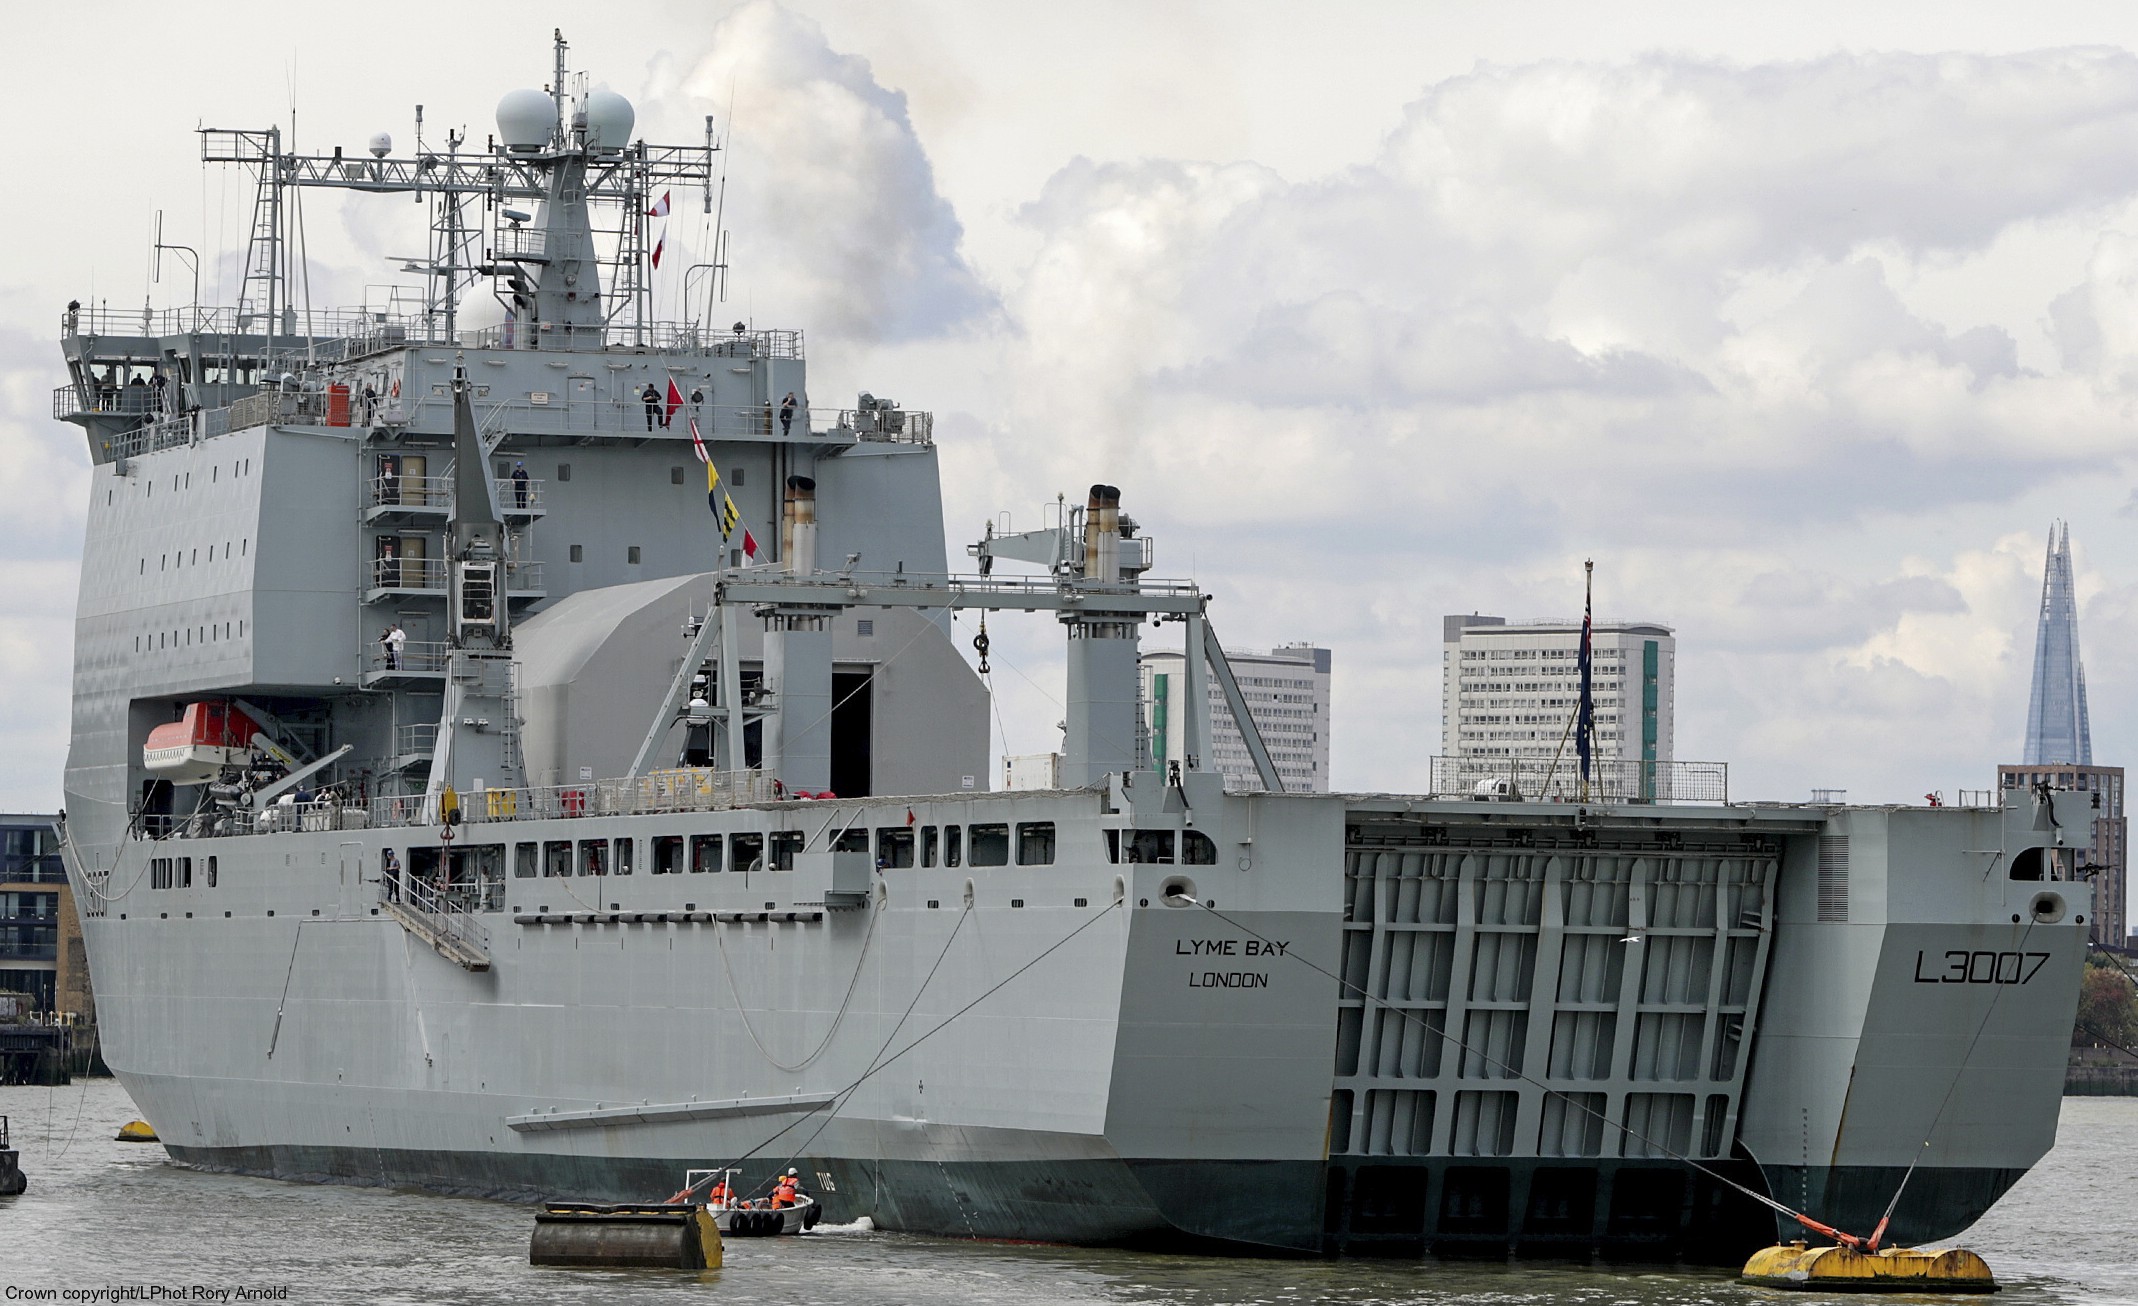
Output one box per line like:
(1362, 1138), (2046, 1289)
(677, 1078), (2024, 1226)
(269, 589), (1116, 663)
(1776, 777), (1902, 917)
(1440, 615), (1675, 773)
(1140, 644), (1331, 792)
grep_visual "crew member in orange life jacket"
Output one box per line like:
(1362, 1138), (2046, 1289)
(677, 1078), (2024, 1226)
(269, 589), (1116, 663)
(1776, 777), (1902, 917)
(771, 1169), (800, 1208)
(707, 1177), (730, 1207)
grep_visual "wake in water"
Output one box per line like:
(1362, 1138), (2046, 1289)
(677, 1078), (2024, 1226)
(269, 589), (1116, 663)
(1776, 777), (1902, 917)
(809, 1215), (876, 1235)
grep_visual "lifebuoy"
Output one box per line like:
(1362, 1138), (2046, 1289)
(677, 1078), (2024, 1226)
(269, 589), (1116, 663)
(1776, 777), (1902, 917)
(389, 378), (401, 398)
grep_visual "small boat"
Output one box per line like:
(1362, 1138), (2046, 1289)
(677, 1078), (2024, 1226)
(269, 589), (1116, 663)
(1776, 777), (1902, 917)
(689, 1168), (822, 1236)
(142, 701), (265, 785)
(0, 1115), (24, 1196)
(711, 1193), (820, 1237)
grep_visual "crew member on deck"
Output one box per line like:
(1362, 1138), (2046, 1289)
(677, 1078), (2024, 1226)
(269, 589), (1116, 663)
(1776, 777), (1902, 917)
(641, 382), (661, 431)
(511, 461), (530, 509)
(779, 391), (797, 437)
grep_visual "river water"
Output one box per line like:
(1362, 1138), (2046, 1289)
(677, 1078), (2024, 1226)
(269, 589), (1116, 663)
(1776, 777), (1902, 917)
(2, 1081), (2132, 1305)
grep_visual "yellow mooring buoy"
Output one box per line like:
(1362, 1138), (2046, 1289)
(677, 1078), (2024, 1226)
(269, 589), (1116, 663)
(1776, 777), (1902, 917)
(114, 1120), (159, 1143)
(530, 1201), (723, 1270)
(1741, 1242), (1998, 1294)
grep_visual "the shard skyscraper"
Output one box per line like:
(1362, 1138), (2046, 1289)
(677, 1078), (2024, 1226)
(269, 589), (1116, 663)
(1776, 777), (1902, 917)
(2023, 522), (2092, 765)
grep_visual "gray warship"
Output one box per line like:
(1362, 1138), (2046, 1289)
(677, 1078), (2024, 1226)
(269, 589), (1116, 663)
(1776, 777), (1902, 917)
(56, 36), (2089, 1259)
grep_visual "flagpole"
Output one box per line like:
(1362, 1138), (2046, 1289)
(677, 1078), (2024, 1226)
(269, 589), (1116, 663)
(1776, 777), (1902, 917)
(1578, 558), (1595, 805)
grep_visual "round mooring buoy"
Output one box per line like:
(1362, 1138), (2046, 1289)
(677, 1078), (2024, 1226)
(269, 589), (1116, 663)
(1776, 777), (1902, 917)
(1741, 1243), (1998, 1294)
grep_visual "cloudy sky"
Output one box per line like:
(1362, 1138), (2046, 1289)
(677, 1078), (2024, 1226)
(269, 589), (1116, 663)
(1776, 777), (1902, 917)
(9, 1), (2138, 822)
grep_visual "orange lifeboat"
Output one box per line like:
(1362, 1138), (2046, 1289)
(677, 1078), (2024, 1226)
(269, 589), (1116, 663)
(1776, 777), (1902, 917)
(143, 702), (264, 785)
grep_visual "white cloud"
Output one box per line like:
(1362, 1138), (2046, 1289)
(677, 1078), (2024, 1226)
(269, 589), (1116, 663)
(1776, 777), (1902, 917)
(15, 13), (2138, 826)
(656, 1), (996, 343)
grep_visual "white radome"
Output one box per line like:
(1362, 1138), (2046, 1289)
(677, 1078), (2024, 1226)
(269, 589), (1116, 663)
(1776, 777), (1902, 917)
(583, 88), (635, 151)
(497, 89), (556, 151)
(368, 132), (393, 159)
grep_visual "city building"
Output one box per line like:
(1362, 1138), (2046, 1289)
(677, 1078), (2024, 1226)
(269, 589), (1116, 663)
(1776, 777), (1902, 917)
(1, 814), (89, 1018)
(1140, 644), (1332, 792)
(2024, 523), (2091, 766)
(1996, 765), (2125, 949)
(2004, 523), (2124, 949)
(1441, 614), (1675, 782)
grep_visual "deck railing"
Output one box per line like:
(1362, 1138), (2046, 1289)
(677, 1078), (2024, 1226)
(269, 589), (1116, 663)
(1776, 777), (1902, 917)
(366, 769), (777, 831)
(364, 475), (545, 513)
(1428, 756), (1728, 805)
(63, 301), (804, 361)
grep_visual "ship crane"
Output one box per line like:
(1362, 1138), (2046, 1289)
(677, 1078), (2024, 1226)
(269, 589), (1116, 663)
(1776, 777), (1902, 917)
(627, 485), (1285, 793)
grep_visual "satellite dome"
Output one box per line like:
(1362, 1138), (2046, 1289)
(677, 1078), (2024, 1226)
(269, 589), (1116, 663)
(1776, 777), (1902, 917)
(496, 89), (555, 151)
(583, 89), (635, 151)
(367, 132), (393, 159)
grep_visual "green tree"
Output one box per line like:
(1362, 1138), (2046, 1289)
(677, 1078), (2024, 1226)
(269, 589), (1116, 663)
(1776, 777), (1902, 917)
(2075, 958), (2138, 1049)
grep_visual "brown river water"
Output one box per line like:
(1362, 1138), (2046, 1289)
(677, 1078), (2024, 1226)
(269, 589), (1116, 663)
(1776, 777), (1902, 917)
(2, 1081), (2132, 1305)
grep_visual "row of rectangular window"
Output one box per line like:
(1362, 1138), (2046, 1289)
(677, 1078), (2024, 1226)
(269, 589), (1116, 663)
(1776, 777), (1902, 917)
(149, 856), (217, 889)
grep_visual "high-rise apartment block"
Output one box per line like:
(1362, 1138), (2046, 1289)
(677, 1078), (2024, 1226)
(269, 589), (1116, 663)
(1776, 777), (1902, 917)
(1441, 615), (1675, 769)
(1, 813), (89, 1018)
(1140, 644), (1331, 792)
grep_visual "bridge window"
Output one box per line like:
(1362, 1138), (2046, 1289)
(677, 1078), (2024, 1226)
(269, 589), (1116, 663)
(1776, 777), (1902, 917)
(1128, 830), (1175, 864)
(770, 831), (803, 870)
(652, 835), (684, 874)
(612, 838), (634, 875)
(1182, 831), (1217, 865)
(690, 834), (722, 874)
(921, 826), (938, 867)
(515, 842), (537, 878)
(543, 840), (572, 877)
(969, 824), (1010, 867)
(1016, 823), (1055, 866)
(944, 825), (962, 868)
(877, 827), (914, 868)
(730, 833), (763, 874)
(579, 840), (607, 876)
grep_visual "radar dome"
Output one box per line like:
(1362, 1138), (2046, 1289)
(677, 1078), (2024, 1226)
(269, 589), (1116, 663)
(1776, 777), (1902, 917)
(583, 89), (635, 151)
(367, 132), (393, 159)
(496, 89), (555, 151)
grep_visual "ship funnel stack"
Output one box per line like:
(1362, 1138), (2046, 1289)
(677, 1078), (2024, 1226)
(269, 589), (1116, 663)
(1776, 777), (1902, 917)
(1082, 484), (1124, 582)
(763, 475), (834, 792)
(785, 476), (818, 576)
(1063, 484), (1141, 786)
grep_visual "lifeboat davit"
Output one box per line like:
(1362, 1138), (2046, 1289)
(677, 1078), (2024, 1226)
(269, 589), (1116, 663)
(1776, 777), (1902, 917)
(143, 702), (264, 785)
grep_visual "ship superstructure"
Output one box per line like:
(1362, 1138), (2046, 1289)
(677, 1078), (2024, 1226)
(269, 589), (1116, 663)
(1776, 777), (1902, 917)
(55, 37), (2090, 1261)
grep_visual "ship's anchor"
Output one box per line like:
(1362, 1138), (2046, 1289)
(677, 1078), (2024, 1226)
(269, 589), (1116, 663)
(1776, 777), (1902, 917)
(972, 617), (991, 674)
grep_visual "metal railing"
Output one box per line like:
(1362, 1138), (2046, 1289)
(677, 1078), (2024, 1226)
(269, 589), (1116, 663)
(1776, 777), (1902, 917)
(365, 475), (546, 513)
(54, 381), (173, 421)
(371, 557), (447, 591)
(373, 639), (449, 675)
(393, 723), (440, 760)
(65, 297), (808, 361)
(386, 863), (493, 955)
(366, 559), (544, 594)
(367, 769), (777, 831)
(1428, 756), (1728, 805)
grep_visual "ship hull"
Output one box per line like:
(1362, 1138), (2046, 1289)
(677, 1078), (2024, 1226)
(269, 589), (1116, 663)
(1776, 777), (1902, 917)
(65, 788), (2089, 1262)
